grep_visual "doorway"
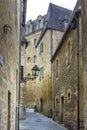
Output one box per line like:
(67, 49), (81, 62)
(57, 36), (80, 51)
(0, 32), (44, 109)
(61, 96), (64, 123)
(7, 91), (11, 130)
(40, 98), (43, 112)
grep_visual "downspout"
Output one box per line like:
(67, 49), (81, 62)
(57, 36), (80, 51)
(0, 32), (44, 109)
(18, 0), (22, 129)
(50, 30), (53, 117)
(75, 11), (80, 130)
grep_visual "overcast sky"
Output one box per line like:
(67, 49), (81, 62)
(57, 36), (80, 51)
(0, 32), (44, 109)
(26, 0), (77, 22)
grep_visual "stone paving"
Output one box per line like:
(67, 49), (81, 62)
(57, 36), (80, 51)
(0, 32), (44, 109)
(19, 109), (68, 130)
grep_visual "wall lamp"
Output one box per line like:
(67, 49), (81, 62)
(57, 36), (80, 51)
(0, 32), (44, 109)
(21, 65), (40, 82)
(32, 65), (40, 77)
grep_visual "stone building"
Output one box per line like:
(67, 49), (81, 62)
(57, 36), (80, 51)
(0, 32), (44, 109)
(51, 0), (84, 129)
(0, 0), (20, 130)
(35, 3), (72, 116)
(81, 0), (87, 130)
(23, 3), (72, 117)
(0, 0), (27, 130)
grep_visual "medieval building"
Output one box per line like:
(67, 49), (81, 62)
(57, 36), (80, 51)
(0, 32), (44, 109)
(20, 0), (87, 129)
(21, 3), (72, 117)
(51, 0), (84, 129)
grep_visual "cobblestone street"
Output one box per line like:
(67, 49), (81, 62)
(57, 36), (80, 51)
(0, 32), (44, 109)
(19, 109), (68, 130)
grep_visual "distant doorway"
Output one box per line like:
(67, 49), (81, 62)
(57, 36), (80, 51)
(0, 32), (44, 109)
(7, 91), (11, 130)
(61, 96), (64, 123)
(40, 98), (43, 112)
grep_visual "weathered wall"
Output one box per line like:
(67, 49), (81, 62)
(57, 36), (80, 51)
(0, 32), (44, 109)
(36, 30), (63, 116)
(82, 0), (87, 129)
(52, 16), (84, 129)
(24, 31), (41, 108)
(52, 29), (77, 129)
(0, 0), (20, 130)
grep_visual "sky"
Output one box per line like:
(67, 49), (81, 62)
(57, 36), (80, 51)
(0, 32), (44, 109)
(26, 0), (78, 22)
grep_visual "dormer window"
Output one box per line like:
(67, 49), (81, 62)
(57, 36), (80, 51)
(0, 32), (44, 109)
(38, 20), (42, 28)
(28, 25), (31, 33)
(37, 15), (44, 29)
(27, 20), (33, 33)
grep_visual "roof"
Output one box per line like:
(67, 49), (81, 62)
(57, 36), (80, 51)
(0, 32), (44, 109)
(51, 0), (81, 62)
(35, 3), (72, 47)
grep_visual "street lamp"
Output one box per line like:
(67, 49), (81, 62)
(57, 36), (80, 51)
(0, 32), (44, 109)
(32, 65), (40, 77)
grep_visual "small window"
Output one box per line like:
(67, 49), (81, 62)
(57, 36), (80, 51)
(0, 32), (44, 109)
(34, 39), (37, 45)
(26, 41), (31, 48)
(67, 41), (71, 65)
(33, 56), (37, 63)
(38, 66), (44, 80)
(28, 25), (30, 33)
(38, 20), (41, 28)
(41, 66), (44, 79)
(27, 73), (30, 76)
(68, 93), (71, 100)
(40, 42), (43, 53)
(21, 66), (24, 80)
(27, 57), (31, 64)
(38, 43), (43, 55)
(56, 59), (58, 78)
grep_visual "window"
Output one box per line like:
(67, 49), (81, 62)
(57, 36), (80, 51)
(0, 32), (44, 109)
(38, 42), (43, 55)
(26, 41), (31, 48)
(27, 57), (31, 64)
(27, 73), (30, 76)
(40, 42), (43, 53)
(56, 59), (59, 78)
(0, 53), (3, 66)
(67, 41), (72, 65)
(33, 56), (37, 63)
(38, 66), (44, 80)
(68, 93), (71, 100)
(21, 66), (23, 80)
(38, 20), (41, 28)
(28, 25), (31, 33)
(41, 67), (44, 79)
(34, 39), (37, 45)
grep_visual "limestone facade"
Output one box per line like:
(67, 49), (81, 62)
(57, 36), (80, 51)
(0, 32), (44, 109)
(0, 0), (20, 130)
(82, 0), (87, 129)
(51, 1), (84, 129)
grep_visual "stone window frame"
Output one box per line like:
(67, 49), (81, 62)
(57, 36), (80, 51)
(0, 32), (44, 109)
(37, 15), (44, 29)
(33, 55), (37, 64)
(38, 66), (44, 80)
(66, 38), (72, 68)
(27, 57), (31, 64)
(27, 20), (33, 34)
(34, 38), (37, 45)
(55, 57), (60, 80)
(67, 89), (71, 101)
(38, 42), (43, 55)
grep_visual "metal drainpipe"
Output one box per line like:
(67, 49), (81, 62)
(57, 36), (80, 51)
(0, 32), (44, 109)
(75, 13), (80, 130)
(18, 0), (22, 129)
(50, 30), (53, 117)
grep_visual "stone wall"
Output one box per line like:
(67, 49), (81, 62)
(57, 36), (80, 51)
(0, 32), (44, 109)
(0, 0), (20, 130)
(52, 29), (77, 129)
(36, 30), (63, 116)
(82, 0), (87, 129)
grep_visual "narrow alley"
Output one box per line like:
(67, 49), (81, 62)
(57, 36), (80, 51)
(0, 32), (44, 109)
(19, 109), (68, 130)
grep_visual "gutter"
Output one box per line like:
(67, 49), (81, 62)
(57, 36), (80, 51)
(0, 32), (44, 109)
(75, 10), (81, 130)
(18, 0), (22, 129)
(18, 0), (27, 129)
